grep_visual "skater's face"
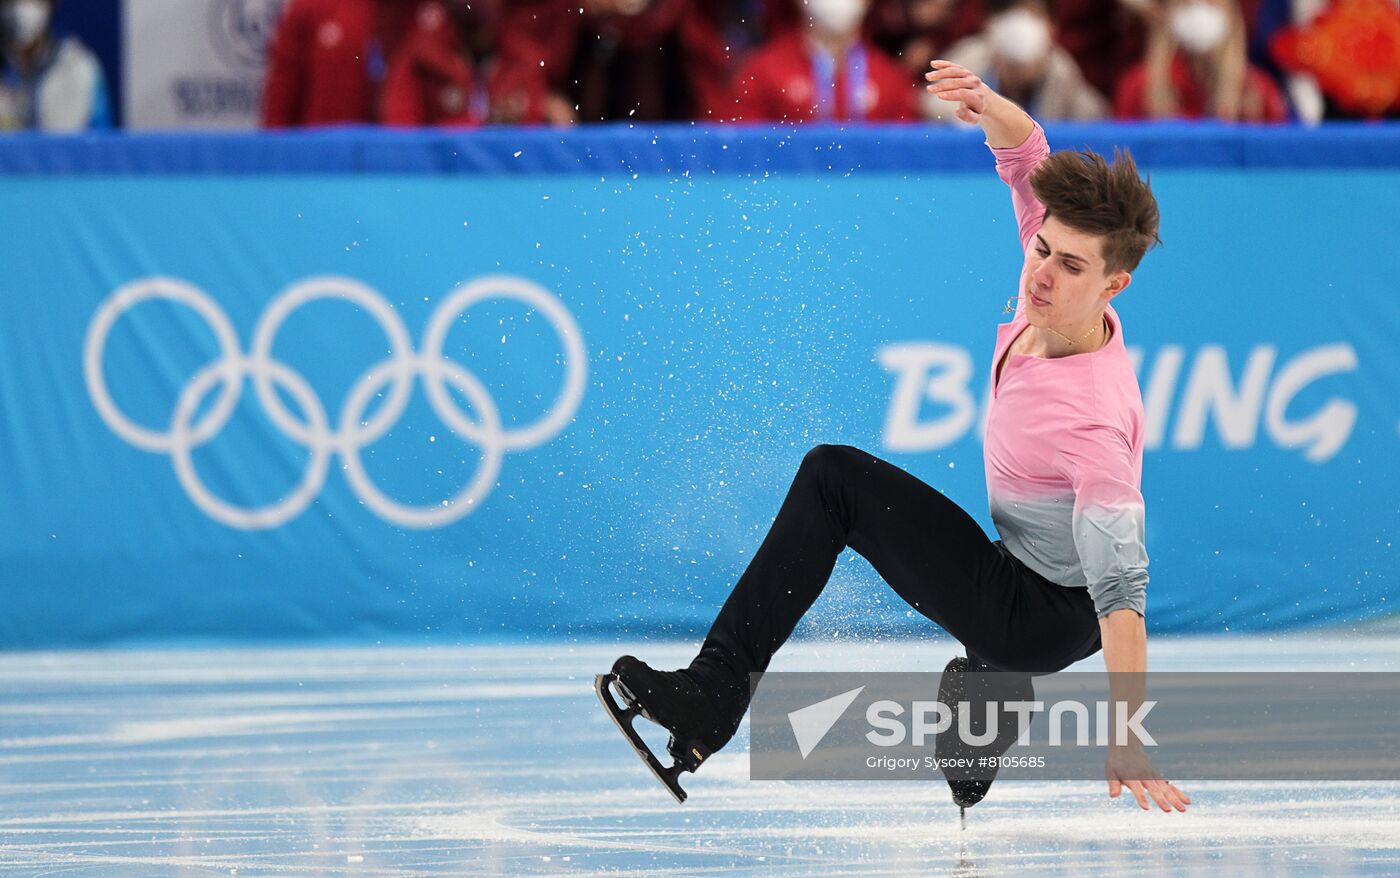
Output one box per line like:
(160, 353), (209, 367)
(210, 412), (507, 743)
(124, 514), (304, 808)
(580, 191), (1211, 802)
(1023, 216), (1130, 329)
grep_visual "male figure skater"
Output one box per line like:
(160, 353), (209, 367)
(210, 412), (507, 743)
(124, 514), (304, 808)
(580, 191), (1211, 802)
(597, 60), (1191, 816)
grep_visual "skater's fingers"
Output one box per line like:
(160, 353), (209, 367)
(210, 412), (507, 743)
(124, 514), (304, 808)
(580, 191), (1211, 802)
(925, 84), (980, 102)
(923, 69), (976, 86)
(1145, 780), (1173, 812)
(1164, 781), (1192, 811)
(927, 62), (980, 92)
(1140, 769), (1190, 813)
(926, 79), (982, 98)
(1107, 778), (1122, 798)
(1125, 780), (1151, 810)
(928, 88), (983, 108)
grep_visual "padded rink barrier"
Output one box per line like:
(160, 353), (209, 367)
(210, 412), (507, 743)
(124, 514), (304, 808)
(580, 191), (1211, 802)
(0, 123), (1396, 646)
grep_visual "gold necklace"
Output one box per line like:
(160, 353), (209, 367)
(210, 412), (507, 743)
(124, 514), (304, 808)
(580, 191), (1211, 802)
(1045, 316), (1106, 350)
(1004, 298), (1108, 350)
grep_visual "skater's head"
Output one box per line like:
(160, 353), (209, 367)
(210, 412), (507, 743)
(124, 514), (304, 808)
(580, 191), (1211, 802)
(1021, 148), (1160, 329)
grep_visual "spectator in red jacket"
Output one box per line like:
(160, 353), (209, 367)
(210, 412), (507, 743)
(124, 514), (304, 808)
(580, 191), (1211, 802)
(728, 0), (917, 122)
(1114, 0), (1288, 122)
(867, 0), (986, 80)
(1067, 0), (1149, 99)
(381, 0), (550, 125)
(496, 0), (728, 123)
(261, 0), (419, 127)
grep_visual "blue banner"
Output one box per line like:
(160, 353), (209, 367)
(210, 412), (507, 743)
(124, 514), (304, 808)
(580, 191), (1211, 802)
(0, 128), (1396, 646)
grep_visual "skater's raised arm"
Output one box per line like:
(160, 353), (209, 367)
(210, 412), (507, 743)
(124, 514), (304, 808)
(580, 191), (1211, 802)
(925, 59), (1034, 147)
(926, 60), (1045, 254)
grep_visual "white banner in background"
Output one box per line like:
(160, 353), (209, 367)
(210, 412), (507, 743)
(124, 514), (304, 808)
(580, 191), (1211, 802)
(123, 0), (284, 130)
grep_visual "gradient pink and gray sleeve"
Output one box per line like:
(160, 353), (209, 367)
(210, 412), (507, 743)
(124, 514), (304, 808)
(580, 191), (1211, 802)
(1056, 423), (1149, 617)
(989, 119), (1050, 252)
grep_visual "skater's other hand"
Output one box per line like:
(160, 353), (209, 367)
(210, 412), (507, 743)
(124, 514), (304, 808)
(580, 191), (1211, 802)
(1105, 745), (1191, 812)
(924, 60), (989, 124)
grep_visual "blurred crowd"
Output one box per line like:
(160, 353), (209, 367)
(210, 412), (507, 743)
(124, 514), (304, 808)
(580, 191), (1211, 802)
(3, 0), (1398, 132)
(257, 0), (1400, 127)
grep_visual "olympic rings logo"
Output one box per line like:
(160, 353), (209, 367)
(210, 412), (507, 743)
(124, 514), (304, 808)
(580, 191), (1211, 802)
(83, 274), (587, 530)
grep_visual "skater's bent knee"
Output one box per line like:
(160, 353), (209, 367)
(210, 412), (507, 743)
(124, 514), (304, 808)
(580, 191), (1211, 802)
(802, 443), (867, 469)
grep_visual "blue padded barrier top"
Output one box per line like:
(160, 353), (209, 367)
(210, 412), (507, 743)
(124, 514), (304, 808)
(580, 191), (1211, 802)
(1, 122), (1398, 175)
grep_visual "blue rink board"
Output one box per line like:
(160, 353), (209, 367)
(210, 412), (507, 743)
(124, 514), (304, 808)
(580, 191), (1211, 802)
(0, 125), (1396, 647)
(1, 121), (1399, 174)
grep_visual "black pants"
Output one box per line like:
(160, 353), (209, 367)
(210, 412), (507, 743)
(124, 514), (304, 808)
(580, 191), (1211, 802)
(686, 444), (1103, 721)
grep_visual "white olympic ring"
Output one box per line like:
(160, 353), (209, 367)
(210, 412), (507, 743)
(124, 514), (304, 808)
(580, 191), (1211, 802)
(83, 274), (587, 530)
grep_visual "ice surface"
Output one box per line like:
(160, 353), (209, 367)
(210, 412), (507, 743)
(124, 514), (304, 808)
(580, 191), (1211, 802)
(1, 635), (1398, 876)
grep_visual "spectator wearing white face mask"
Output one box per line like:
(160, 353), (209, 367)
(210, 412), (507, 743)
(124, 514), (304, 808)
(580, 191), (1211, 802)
(1114, 0), (1288, 121)
(927, 0), (1109, 123)
(0, 0), (110, 131)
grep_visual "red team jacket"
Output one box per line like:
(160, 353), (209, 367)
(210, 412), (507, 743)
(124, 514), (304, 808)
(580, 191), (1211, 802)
(1114, 54), (1289, 123)
(497, 0), (728, 122)
(380, 2), (548, 126)
(261, 0), (418, 127)
(728, 31), (916, 123)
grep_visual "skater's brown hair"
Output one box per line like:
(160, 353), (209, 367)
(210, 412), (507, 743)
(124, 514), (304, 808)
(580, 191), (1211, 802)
(1030, 148), (1162, 276)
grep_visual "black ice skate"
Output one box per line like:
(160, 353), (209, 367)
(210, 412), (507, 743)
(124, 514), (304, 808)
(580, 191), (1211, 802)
(935, 656), (1034, 825)
(594, 655), (736, 803)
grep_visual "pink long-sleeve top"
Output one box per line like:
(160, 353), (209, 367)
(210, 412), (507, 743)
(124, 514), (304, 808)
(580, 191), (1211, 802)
(983, 121), (1149, 618)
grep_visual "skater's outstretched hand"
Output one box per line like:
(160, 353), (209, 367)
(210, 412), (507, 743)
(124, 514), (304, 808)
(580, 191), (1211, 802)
(924, 60), (990, 124)
(924, 59), (1035, 148)
(1105, 744), (1191, 812)
(1099, 610), (1187, 813)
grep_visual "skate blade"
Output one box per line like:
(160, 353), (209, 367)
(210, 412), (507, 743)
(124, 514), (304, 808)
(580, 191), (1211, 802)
(594, 673), (690, 804)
